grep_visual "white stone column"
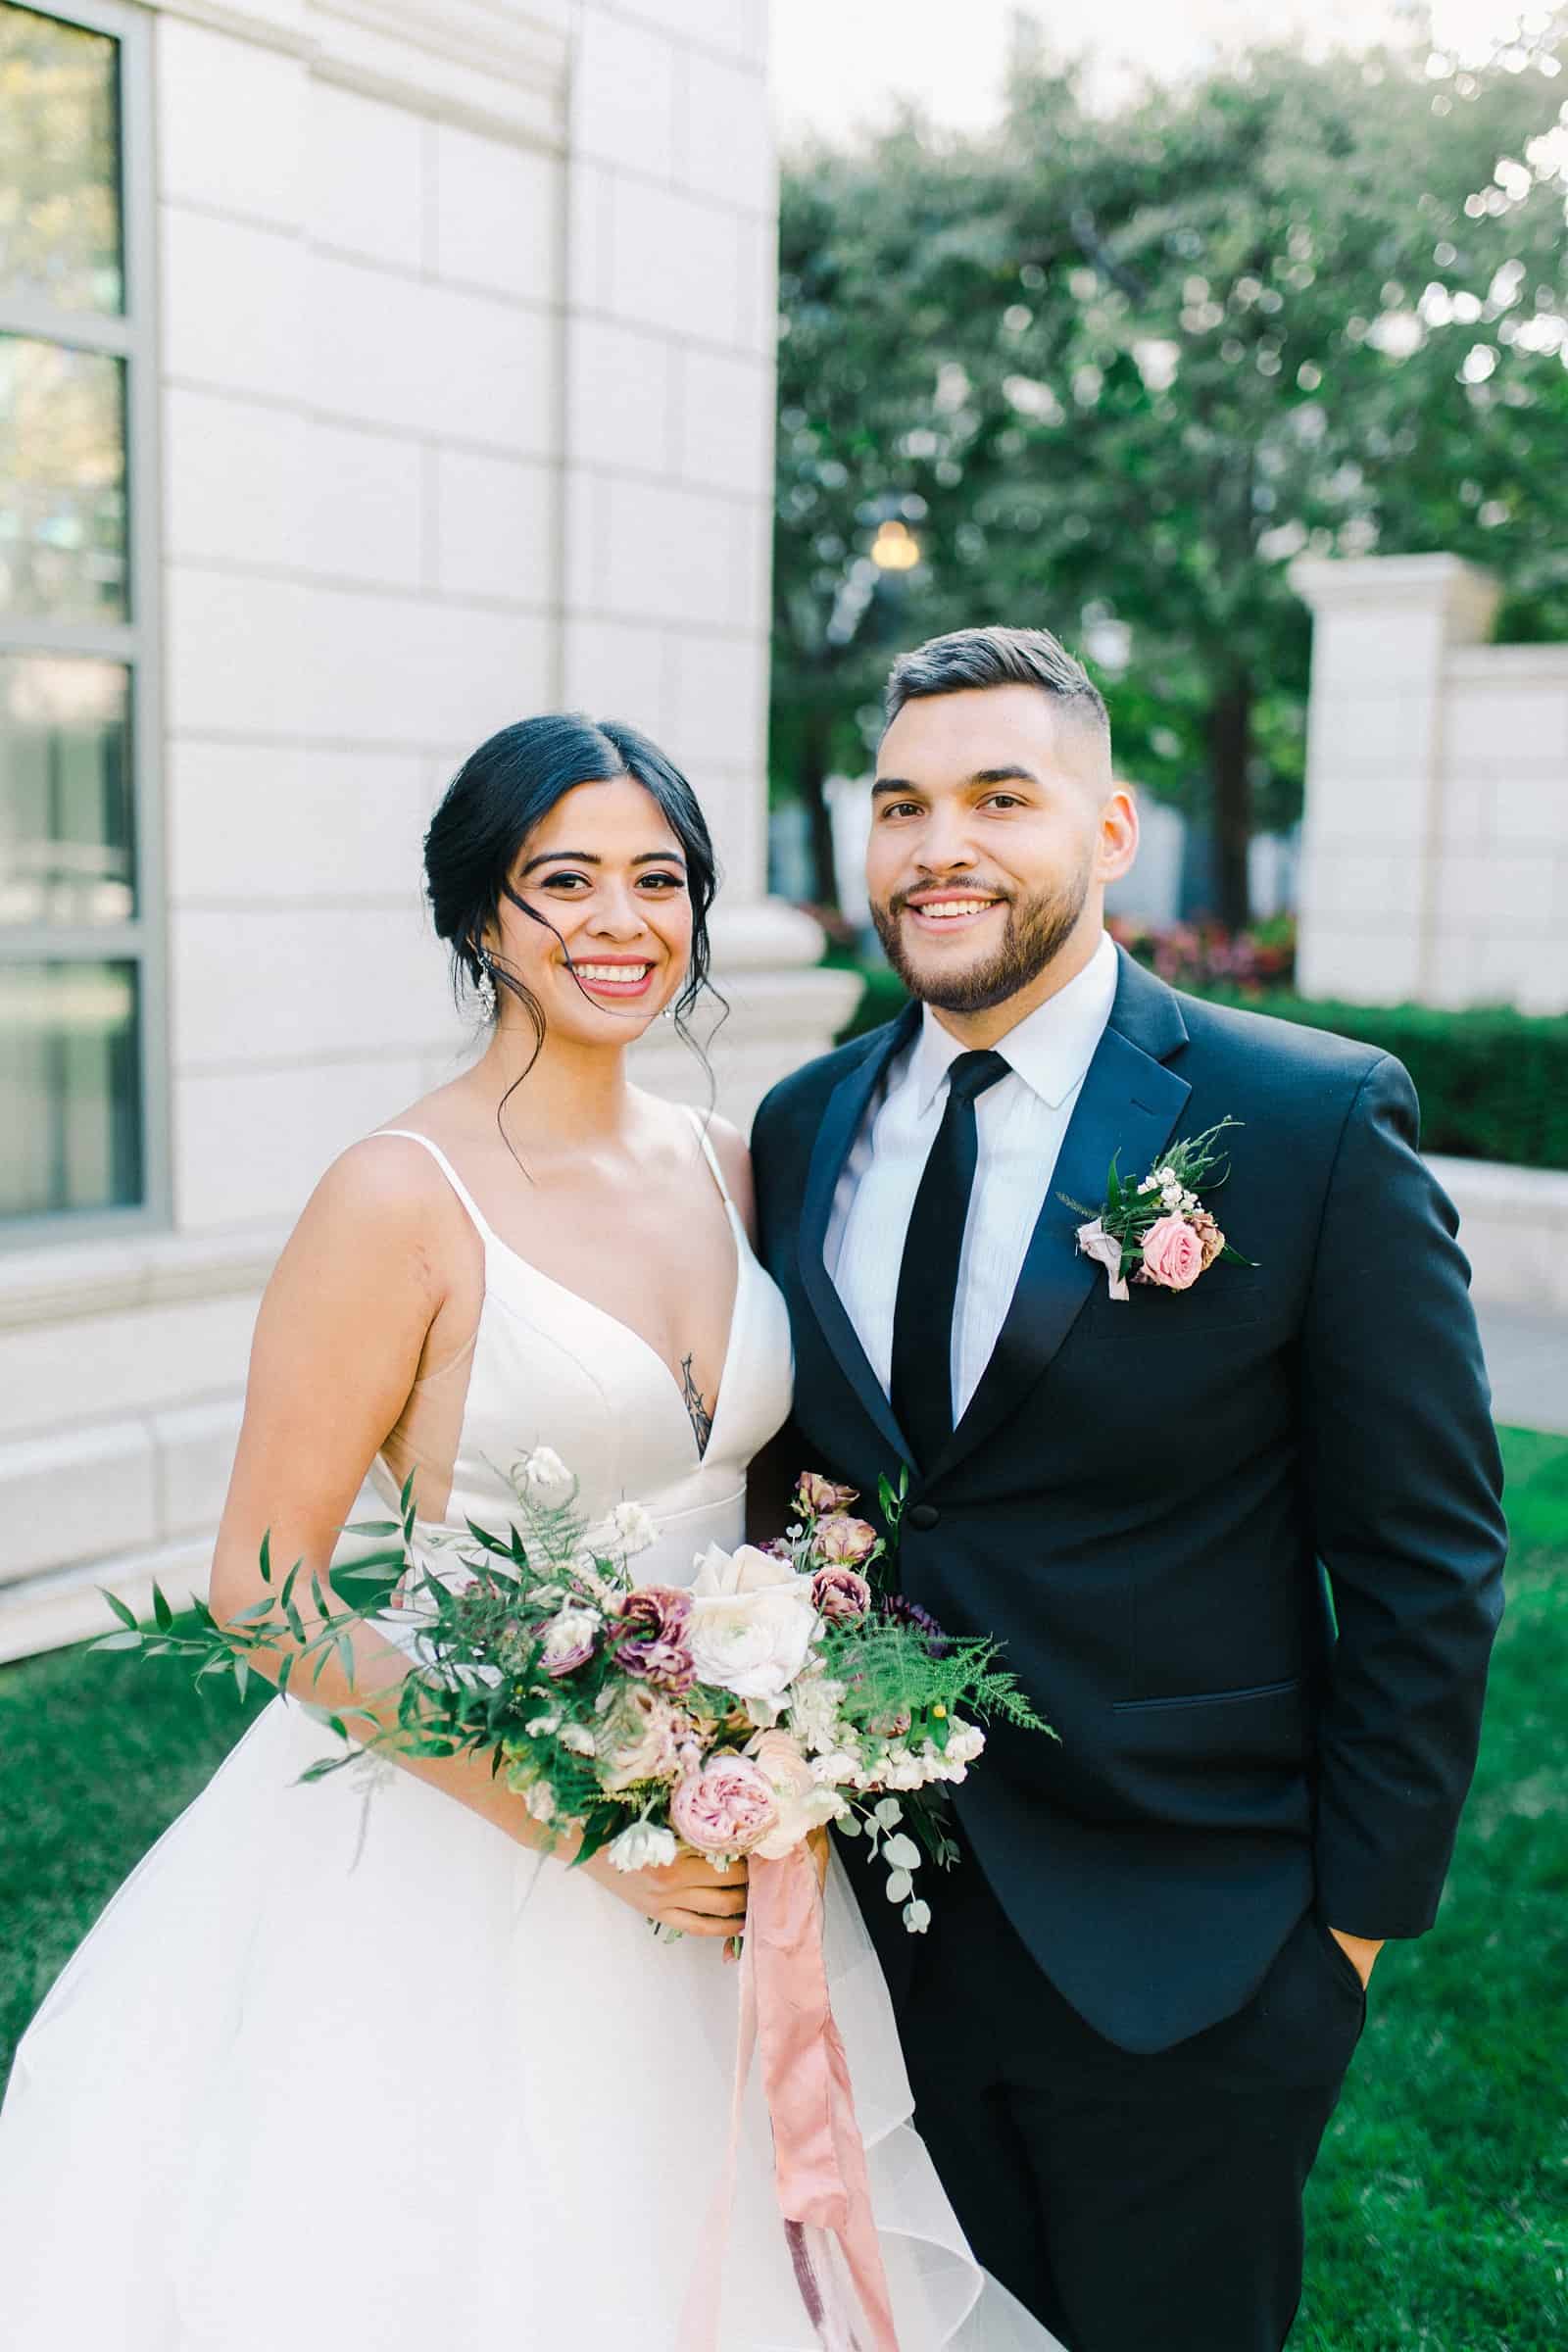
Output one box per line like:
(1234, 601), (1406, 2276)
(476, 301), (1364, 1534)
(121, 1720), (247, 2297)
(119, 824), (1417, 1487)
(1290, 554), (1500, 1005)
(560, 0), (859, 1122)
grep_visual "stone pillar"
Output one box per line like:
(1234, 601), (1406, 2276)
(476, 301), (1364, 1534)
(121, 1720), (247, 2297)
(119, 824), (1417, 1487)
(560, 0), (859, 1122)
(1290, 554), (1500, 1004)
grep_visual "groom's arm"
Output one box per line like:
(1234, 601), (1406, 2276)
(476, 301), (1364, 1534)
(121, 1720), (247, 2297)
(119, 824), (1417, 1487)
(1301, 1053), (1507, 1949)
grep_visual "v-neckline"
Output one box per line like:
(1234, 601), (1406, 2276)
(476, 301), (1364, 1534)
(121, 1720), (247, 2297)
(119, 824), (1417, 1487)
(371, 1118), (746, 1467)
(480, 1205), (747, 1467)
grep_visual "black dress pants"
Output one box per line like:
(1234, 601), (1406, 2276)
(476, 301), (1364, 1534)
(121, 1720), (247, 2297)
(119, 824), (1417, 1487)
(896, 1851), (1366, 2352)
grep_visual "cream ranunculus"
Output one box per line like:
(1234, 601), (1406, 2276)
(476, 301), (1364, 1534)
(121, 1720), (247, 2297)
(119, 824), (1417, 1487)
(686, 1543), (821, 1701)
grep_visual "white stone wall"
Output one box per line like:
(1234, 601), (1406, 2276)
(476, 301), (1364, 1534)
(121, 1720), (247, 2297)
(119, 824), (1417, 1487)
(156, 3), (570, 1241)
(1292, 554), (1568, 1014)
(0, 0), (854, 1660)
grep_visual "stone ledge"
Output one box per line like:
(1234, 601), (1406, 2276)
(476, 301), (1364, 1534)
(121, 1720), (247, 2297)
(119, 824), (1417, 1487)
(150, 0), (569, 152)
(0, 1224), (286, 1334)
(0, 1538), (215, 1670)
(1434, 1155), (1568, 1315)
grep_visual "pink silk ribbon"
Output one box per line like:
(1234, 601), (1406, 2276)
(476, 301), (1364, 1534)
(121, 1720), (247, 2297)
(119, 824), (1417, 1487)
(679, 1843), (902, 2351)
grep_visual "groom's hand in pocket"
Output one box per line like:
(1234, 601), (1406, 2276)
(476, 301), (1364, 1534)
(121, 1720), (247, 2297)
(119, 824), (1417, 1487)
(1330, 1927), (1385, 1988)
(584, 1846), (750, 1936)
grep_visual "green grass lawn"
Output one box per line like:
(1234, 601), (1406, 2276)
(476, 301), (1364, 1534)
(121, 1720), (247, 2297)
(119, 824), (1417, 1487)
(2, 1431), (1564, 2347)
(1296, 1428), (1568, 2352)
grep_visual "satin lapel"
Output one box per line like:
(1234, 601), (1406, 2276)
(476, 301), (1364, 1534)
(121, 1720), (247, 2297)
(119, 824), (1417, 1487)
(797, 1006), (920, 1467)
(928, 976), (1192, 1484)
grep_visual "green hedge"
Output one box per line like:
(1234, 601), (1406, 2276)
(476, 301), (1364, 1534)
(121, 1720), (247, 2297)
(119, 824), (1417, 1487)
(834, 970), (1568, 1170)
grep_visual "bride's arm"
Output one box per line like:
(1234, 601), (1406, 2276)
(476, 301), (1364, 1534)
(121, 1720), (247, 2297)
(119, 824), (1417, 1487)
(208, 1139), (747, 1938)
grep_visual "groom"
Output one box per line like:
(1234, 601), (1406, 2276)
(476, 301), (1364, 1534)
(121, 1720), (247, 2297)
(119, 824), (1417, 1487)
(751, 624), (1507, 2351)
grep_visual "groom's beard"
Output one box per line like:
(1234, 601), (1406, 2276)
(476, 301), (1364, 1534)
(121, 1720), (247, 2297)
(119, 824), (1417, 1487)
(870, 860), (1093, 1016)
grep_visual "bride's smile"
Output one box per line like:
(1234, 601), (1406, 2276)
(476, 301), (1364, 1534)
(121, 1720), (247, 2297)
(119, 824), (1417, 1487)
(483, 772), (695, 1044)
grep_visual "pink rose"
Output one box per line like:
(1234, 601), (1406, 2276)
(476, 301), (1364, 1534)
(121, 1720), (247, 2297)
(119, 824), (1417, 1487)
(795, 1472), (859, 1517)
(814, 1514), (879, 1567)
(670, 1755), (779, 1855)
(811, 1564), (872, 1624)
(1138, 1213), (1206, 1292)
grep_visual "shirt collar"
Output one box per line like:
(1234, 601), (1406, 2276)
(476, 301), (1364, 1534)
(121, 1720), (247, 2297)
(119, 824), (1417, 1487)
(909, 930), (1119, 1117)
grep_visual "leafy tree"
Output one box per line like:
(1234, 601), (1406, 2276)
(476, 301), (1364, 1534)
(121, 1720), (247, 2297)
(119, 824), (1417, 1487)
(773, 17), (1568, 922)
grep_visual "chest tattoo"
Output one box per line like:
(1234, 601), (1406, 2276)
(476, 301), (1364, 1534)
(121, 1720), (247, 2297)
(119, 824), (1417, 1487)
(680, 1354), (714, 1456)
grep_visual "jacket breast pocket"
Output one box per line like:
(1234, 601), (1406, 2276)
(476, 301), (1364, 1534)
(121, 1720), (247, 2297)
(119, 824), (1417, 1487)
(1112, 1674), (1302, 1716)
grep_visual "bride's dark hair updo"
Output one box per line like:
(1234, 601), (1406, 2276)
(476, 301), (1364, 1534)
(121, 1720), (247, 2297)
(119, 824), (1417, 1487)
(423, 712), (721, 1067)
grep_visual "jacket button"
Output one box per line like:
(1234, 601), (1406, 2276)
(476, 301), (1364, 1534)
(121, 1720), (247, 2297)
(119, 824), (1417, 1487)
(907, 1503), (940, 1531)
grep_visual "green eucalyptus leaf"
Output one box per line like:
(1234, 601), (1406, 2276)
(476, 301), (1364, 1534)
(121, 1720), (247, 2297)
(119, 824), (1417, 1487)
(333, 1550), (409, 1580)
(92, 1629), (144, 1651)
(229, 1596), (277, 1626)
(99, 1587), (138, 1631)
(151, 1581), (173, 1633)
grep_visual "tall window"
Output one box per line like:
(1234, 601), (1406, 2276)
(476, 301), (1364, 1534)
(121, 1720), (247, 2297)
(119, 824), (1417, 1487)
(0, 0), (161, 1239)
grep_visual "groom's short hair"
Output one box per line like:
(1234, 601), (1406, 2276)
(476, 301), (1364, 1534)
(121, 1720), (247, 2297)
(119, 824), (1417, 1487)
(884, 624), (1110, 740)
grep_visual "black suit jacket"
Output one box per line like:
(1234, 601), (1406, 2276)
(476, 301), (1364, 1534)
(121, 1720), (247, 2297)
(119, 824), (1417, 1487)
(752, 948), (1507, 2052)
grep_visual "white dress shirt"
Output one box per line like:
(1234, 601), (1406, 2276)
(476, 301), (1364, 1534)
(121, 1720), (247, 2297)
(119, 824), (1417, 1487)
(824, 930), (1119, 1424)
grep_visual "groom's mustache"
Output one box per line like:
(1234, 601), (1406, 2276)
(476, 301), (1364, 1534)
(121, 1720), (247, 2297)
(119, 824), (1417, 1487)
(885, 880), (1014, 916)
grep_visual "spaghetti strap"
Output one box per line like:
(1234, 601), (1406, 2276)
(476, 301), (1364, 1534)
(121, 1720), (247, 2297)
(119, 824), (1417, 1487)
(369, 1127), (498, 1250)
(684, 1105), (736, 1216)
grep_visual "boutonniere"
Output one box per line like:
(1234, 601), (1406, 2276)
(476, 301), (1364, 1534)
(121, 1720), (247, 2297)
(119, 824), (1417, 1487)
(1061, 1118), (1256, 1303)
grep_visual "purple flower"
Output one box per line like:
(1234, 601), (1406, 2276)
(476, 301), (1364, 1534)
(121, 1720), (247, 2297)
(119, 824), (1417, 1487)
(811, 1564), (873, 1625)
(878, 1592), (952, 1657)
(610, 1584), (696, 1694)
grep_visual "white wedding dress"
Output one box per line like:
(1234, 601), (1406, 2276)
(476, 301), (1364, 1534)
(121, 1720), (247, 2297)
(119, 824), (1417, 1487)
(0, 1120), (1057, 2352)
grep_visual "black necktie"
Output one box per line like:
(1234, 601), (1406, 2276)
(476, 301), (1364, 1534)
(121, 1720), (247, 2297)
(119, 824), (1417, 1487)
(889, 1049), (1010, 1468)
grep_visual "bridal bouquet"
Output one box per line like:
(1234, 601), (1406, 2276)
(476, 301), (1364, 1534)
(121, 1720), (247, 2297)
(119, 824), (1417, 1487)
(102, 1460), (1050, 2352)
(101, 1453), (1049, 1934)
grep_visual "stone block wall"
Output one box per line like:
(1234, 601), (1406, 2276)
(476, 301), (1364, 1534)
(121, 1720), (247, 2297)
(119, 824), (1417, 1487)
(0, 0), (854, 1660)
(1292, 553), (1568, 1014)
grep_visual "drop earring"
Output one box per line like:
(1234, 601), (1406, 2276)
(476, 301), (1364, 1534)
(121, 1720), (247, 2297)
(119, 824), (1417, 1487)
(474, 953), (498, 1021)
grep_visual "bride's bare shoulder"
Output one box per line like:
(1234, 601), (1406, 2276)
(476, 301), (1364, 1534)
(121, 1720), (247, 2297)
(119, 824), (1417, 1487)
(702, 1111), (757, 1240)
(280, 1114), (474, 1291)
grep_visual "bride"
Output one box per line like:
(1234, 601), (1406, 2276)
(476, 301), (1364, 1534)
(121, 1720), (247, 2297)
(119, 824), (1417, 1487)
(0, 714), (1057, 2351)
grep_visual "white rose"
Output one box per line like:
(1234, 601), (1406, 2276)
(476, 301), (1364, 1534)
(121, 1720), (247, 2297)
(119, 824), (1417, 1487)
(560, 1723), (597, 1757)
(686, 1543), (820, 1701)
(809, 1748), (860, 1786)
(605, 1822), (679, 1874)
(520, 1446), (572, 1499)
